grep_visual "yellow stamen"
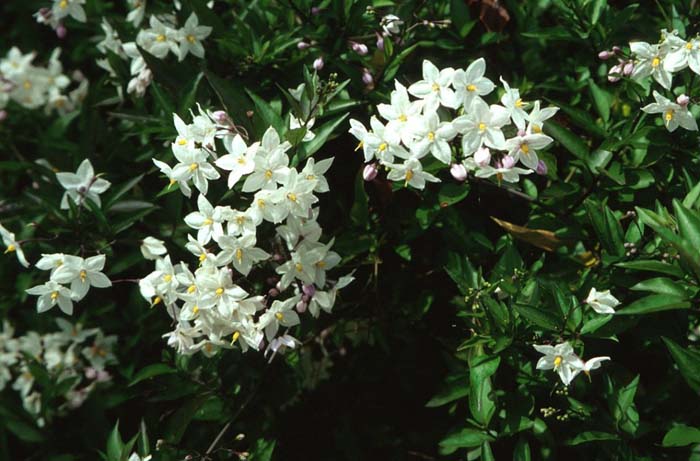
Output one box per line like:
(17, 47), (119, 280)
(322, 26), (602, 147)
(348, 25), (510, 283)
(306, 174), (315, 180)
(532, 124), (542, 134)
(316, 260), (326, 268)
(237, 157), (246, 165)
(199, 253), (206, 262)
(520, 143), (530, 155)
(189, 163), (198, 171)
(265, 169), (273, 179)
(186, 34), (196, 44)
(23, 81), (31, 90)
(59, 0), (68, 8)
(467, 84), (477, 92)
(169, 178), (177, 187)
(687, 42), (694, 50)
(5, 244), (16, 253)
(192, 305), (199, 315)
(478, 122), (486, 132)
(652, 57), (661, 68)
(431, 83), (440, 92)
(378, 142), (388, 152)
(257, 198), (266, 208)
(51, 291), (59, 300)
(236, 216), (245, 225)
(203, 218), (213, 225)
(215, 287), (224, 296)
(156, 34), (166, 42)
(80, 270), (87, 282)
(355, 140), (363, 151)
(177, 138), (187, 146)
(163, 274), (172, 282)
(665, 109), (674, 122)
(188, 284), (196, 293)
(427, 132), (435, 141)
(515, 98), (524, 109)
(231, 331), (240, 344)
(287, 192), (297, 202)
(405, 169), (414, 186)
(152, 296), (162, 305)
(295, 262), (303, 272)
(398, 114), (408, 122)
(275, 312), (284, 321)
(553, 356), (563, 369)
(235, 248), (243, 263)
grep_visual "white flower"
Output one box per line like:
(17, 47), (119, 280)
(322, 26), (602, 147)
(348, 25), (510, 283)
(499, 77), (529, 130)
(453, 99), (509, 154)
(138, 16), (179, 59)
(664, 37), (700, 73)
(264, 334), (300, 360)
(533, 342), (584, 386)
(56, 159), (111, 210)
(299, 158), (333, 193)
(504, 133), (553, 170)
(176, 13), (212, 61)
(526, 100), (558, 135)
(362, 116), (409, 163)
(241, 144), (289, 192)
(276, 213), (322, 250)
(215, 135), (258, 188)
(290, 115), (316, 142)
(585, 287), (620, 314)
(630, 41), (672, 89)
(380, 14), (403, 36)
(575, 356), (611, 379)
(51, 255), (112, 300)
(26, 281), (76, 315)
(410, 111), (457, 164)
(0, 224), (30, 268)
(216, 234), (270, 275)
(126, 0), (146, 26)
(377, 81), (423, 145)
(51, 0), (86, 23)
(259, 296), (301, 340)
(171, 144), (220, 195)
(141, 237), (167, 260)
(386, 158), (440, 190)
(408, 60), (458, 112)
(184, 194), (227, 244)
(641, 90), (698, 132)
(475, 163), (532, 183)
(276, 169), (318, 219)
(348, 119), (376, 162)
(452, 58), (495, 111)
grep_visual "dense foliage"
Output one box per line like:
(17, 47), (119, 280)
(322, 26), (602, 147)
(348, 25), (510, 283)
(4, 0), (700, 460)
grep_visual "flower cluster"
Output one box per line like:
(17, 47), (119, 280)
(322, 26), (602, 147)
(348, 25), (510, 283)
(97, 12), (212, 97)
(533, 342), (610, 386)
(140, 107), (353, 357)
(0, 319), (116, 426)
(0, 47), (87, 115)
(25, 254), (112, 315)
(616, 29), (699, 132)
(349, 59), (558, 189)
(35, 0), (86, 33)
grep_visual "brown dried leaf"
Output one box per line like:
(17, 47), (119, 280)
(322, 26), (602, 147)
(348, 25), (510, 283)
(490, 216), (563, 252)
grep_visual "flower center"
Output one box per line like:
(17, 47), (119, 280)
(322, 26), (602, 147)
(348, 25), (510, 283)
(51, 291), (59, 300)
(231, 331), (240, 343)
(187, 34), (196, 44)
(235, 248), (243, 262)
(275, 312), (284, 321)
(665, 109), (674, 121)
(156, 34), (166, 42)
(6, 244), (16, 253)
(59, 0), (68, 8)
(23, 81), (31, 90)
(189, 163), (198, 171)
(652, 57), (661, 68)
(398, 114), (408, 122)
(532, 124), (542, 134)
(265, 169), (273, 179)
(520, 143), (530, 154)
(378, 142), (388, 152)
(687, 42), (694, 50)
(192, 305), (199, 315)
(287, 192), (297, 202)
(405, 169), (414, 183)
(427, 131), (435, 141)
(80, 270), (87, 282)
(203, 218), (213, 225)
(467, 84), (477, 92)
(515, 98), (524, 108)
(188, 284), (196, 293)
(215, 287), (224, 296)
(553, 355), (563, 368)
(163, 274), (172, 282)
(432, 83), (440, 92)
(177, 138), (187, 146)
(295, 263), (303, 272)
(478, 122), (487, 132)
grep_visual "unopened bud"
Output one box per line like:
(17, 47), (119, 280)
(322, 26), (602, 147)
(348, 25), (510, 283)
(376, 34), (384, 50)
(608, 64), (622, 82)
(85, 367), (97, 380)
(361, 68), (373, 86)
(311, 6), (321, 14)
(272, 253), (284, 262)
(235, 433), (245, 441)
(351, 42), (368, 56)
(363, 163), (378, 181)
(302, 283), (316, 297)
(0, 110), (7, 122)
(677, 94), (690, 107)
(536, 159), (548, 175)
(275, 281), (282, 291)
(622, 61), (634, 76)
(598, 50), (612, 60)
(297, 41), (310, 50)
(56, 24), (67, 39)
(500, 155), (516, 169)
(612, 45), (621, 54)
(450, 163), (468, 181)
(267, 288), (279, 298)
(72, 70), (85, 82)
(211, 110), (230, 125)
(474, 147), (491, 167)
(313, 56), (324, 71)
(296, 300), (307, 313)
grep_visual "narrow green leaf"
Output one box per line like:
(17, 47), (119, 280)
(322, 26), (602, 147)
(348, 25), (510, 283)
(662, 424), (700, 447)
(616, 294), (690, 315)
(129, 364), (177, 387)
(663, 337), (700, 392)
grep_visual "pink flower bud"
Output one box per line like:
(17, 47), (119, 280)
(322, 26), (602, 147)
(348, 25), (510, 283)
(211, 110), (230, 125)
(517, 129), (526, 137)
(268, 288), (280, 298)
(598, 50), (612, 60)
(311, 6), (321, 14)
(363, 163), (378, 181)
(612, 45), (621, 54)
(296, 300), (307, 313)
(56, 24), (67, 39)
(536, 159), (548, 175)
(96, 370), (111, 382)
(297, 41), (310, 50)
(351, 42), (368, 56)
(623, 61), (634, 76)
(361, 68), (373, 86)
(450, 163), (468, 181)
(0, 110), (7, 122)
(500, 155), (516, 169)
(474, 147), (491, 167)
(272, 253), (284, 262)
(607, 64), (622, 82)
(302, 284), (316, 297)
(313, 56), (324, 71)
(85, 367), (97, 380)
(677, 94), (690, 107)
(376, 34), (384, 51)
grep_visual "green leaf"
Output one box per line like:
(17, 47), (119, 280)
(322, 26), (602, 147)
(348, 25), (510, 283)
(615, 260), (684, 278)
(469, 353), (500, 426)
(296, 114), (348, 164)
(630, 278), (688, 297)
(544, 120), (589, 160)
(611, 375), (640, 435)
(663, 337), (700, 392)
(566, 431), (619, 446)
(673, 199), (700, 253)
(444, 252), (479, 295)
(104, 174), (145, 210)
(245, 88), (285, 135)
(129, 364), (177, 387)
(438, 183), (470, 207)
(426, 376), (469, 407)
(106, 421), (123, 461)
(615, 294), (690, 315)
(513, 437), (531, 461)
(590, 0), (607, 24)
(514, 304), (561, 331)
(589, 80), (611, 122)
(249, 439), (276, 461)
(662, 424), (700, 447)
(163, 395), (209, 444)
(438, 428), (494, 455)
